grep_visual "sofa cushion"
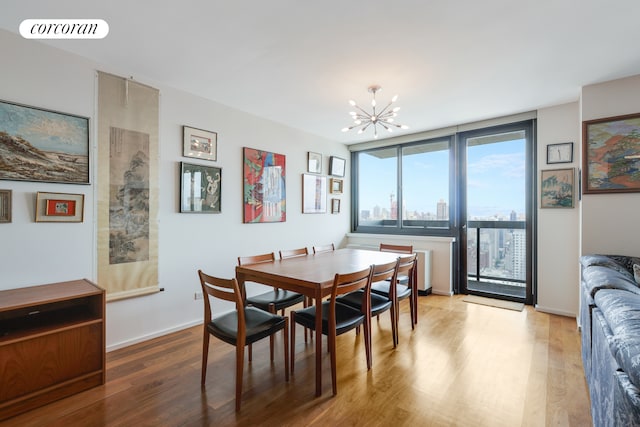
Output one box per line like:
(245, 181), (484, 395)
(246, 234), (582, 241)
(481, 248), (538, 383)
(634, 264), (640, 285)
(582, 265), (640, 298)
(581, 254), (637, 279)
(595, 289), (640, 390)
(607, 255), (640, 275)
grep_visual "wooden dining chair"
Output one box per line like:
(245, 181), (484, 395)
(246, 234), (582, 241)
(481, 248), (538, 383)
(313, 243), (335, 254)
(371, 253), (418, 343)
(279, 247), (312, 341)
(197, 270), (289, 412)
(290, 266), (373, 395)
(336, 259), (399, 351)
(279, 247), (308, 259)
(379, 243), (413, 254)
(378, 243), (417, 325)
(237, 252), (305, 360)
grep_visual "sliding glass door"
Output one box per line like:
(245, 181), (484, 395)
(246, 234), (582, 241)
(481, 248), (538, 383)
(458, 121), (535, 304)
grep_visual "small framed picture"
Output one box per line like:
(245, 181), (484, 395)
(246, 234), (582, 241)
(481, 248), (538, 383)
(546, 142), (573, 164)
(180, 162), (222, 213)
(329, 156), (346, 177)
(302, 174), (327, 214)
(0, 189), (11, 223)
(330, 178), (343, 194)
(308, 151), (322, 174)
(541, 168), (575, 208)
(183, 125), (217, 161)
(331, 198), (341, 214)
(35, 192), (85, 222)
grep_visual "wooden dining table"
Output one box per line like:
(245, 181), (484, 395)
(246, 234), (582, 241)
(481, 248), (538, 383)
(235, 248), (401, 396)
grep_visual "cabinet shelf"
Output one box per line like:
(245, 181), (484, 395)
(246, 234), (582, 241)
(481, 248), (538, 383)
(0, 279), (105, 421)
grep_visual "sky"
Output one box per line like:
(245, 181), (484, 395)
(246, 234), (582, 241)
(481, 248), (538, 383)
(358, 137), (526, 219)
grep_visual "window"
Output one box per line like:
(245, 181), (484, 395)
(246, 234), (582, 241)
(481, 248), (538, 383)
(352, 137), (453, 235)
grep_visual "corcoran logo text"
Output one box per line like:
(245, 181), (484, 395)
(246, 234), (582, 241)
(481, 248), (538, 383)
(19, 19), (109, 39)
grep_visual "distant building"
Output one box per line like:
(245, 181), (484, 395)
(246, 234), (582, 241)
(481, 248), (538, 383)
(437, 199), (448, 220)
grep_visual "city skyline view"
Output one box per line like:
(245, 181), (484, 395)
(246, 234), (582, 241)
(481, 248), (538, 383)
(358, 136), (526, 221)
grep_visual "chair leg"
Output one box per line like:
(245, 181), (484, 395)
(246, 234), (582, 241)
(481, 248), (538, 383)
(290, 311), (296, 374)
(235, 343), (244, 412)
(409, 293), (416, 330)
(329, 329), (338, 396)
(283, 318), (289, 381)
(390, 305), (397, 348)
(268, 303), (276, 361)
(248, 344), (252, 362)
(201, 330), (210, 385)
(364, 317), (372, 370)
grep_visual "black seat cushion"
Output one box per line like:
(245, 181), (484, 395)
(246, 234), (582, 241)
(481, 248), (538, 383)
(336, 289), (392, 317)
(247, 289), (305, 312)
(371, 281), (411, 300)
(293, 301), (365, 335)
(207, 306), (287, 346)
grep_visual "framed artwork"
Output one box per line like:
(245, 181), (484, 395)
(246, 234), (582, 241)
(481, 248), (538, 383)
(35, 191), (85, 222)
(0, 99), (90, 184)
(331, 198), (341, 214)
(547, 142), (573, 164)
(243, 147), (286, 223)
(329, 156), (346, 177)
(330, 178), (343, 194)
(541, 168), (574, 208)
(308, 151), (322, 174)
(180, 162), (221, 213)
(0, 189), (11, 223)
(302, 174), (327, 214)
(583, 113), (640, 194)
(183, 125), (217, 161)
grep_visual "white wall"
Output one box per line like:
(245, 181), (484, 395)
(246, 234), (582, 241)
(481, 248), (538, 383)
(0, 30), (350, 350)
(536, 102), (581, 316)
(581, 74), (640, 256)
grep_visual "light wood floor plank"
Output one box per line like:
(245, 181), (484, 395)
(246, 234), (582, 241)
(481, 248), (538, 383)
(0, 295), (591, 427)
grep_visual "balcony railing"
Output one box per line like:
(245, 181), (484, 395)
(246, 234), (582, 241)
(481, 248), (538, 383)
(467, 220), (526, 296)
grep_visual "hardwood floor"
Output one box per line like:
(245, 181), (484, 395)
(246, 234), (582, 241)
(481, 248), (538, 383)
(1, 295), (591, 427)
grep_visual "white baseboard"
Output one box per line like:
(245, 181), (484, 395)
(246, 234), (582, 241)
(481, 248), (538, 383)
(534, 305), (577, 319)
(106, 319), (201, 353)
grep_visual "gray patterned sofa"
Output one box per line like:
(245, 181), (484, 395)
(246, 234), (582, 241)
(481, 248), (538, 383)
(580, 254), (640, 426)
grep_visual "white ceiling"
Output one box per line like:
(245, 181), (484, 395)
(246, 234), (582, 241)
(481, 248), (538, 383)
(2, 1), (640, 144)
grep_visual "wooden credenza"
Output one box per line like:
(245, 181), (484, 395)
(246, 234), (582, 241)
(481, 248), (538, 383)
(0, 279), (105, 421)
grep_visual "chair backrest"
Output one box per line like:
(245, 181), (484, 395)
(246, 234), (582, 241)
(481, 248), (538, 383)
(371, 258), (400, 285)
(379, 243), (413, 254)
(330, 266), (373, 317)
(388, 253), (417, 300)
(313, 243), (335, 254)
(279, 247), (308, 259)
(237, 252), (276, 266)
(197, 269), (245, 324)
(396, 253), (417, 277)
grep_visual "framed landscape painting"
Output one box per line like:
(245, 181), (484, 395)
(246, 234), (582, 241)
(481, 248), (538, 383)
(583, 113), (640, 194)
(541, 168), (574, 208)
(0, 99), (90, 184)
(243, 147), (286, 223)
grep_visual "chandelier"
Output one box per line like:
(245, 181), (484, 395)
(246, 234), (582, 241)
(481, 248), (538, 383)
(341, 85), (408, 139)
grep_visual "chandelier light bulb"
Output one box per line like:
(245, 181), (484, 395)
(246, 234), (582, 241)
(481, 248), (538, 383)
(341, 85), (408, 138)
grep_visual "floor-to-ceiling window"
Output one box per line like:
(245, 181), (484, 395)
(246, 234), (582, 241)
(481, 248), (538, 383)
(351, 120), (535, 303)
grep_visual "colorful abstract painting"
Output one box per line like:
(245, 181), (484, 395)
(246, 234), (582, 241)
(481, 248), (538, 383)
(583, 113), (640, 194)
(243, 147), (286, 223)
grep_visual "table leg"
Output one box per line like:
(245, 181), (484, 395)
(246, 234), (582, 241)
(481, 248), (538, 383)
(315, 287), (323, 396)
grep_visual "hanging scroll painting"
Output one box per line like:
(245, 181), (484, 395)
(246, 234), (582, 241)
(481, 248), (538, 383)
(97, 71), (159, 301)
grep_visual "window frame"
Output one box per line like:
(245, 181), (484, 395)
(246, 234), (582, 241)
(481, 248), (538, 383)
(351, 135), (457, 237)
